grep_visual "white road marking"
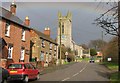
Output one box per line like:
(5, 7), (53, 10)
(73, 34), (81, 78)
(80, 67), (85, 72)
(79, 63), (87, 72)
(73, 72), (79, 77)
(61, 77), (70, 81)
(61, 63), (88, 81)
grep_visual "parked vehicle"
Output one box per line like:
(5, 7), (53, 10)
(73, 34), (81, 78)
(7, 62), (40, 83)
(0, 67), (9, 83)
(89, 57), (95, 63)
(89, 59), (95, 63)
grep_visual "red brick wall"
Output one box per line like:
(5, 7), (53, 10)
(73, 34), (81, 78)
(30, 30), (39, 59)
(1, 19), (30, 65)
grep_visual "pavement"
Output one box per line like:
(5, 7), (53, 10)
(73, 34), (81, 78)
(39, 62), (77, 75)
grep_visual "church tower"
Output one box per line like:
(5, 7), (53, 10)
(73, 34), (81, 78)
(57, 11), (73, 50)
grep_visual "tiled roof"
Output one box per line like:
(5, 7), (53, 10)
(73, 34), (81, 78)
(0, 7), (57, 45)
(0, 7), (30, 29)
(31, 29), (58, 45)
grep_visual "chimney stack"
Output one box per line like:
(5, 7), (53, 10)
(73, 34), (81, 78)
(44, 27), (50, 37)
(24, 16), (30, 26)
(10, 2), (16, 15)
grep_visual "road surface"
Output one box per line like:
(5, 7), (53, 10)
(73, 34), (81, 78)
(31, 61), (111, 82)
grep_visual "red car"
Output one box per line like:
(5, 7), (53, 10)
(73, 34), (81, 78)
(7, 62), (40, 83)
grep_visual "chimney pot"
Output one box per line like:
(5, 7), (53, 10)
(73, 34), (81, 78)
(48, 28), (50, 30)
(10, 2), (16, 15)
(12, 2), (15, 5)
(24, 16), (30, 26)
(25, 16), (29, 20)
(45, 28), (47, 30)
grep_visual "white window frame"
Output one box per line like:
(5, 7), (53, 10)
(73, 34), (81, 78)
(40, 51), (44, 61)
(21, 29), (25, 41)
(49, 53), (52, 62)
(54, 45), (57, 51)
(8, 45), (13, 59)
(5, 21), (10, 37)
(20, 48), (25, 61)
(41, 39), (45, 47)
(46, 52), (48, 63)
(50, 43), (52, 50)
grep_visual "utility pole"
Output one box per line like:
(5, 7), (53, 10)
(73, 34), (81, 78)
(59, 19), (62, 65)
(88, 48), (90, 58)
(101, 31), (103, 42)
(101, 31), (104, 62)
(118, 1), (120, 72)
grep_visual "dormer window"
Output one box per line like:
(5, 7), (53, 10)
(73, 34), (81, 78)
(21, 29), (25, 41)
(5, 21), (10, 37)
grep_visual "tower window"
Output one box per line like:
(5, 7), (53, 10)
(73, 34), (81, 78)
(62, 24), (64, 34)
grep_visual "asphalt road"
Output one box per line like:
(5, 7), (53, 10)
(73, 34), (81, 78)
(30, 61), (111, 82)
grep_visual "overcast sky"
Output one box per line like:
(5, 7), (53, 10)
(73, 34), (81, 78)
(1, 1), (115, 45)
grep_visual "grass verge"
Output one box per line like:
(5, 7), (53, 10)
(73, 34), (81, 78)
(101, 62), (118, 70)
(110, 72), (120, 83)
(78, 58), (90, 62)
(100, 62), (119, 82)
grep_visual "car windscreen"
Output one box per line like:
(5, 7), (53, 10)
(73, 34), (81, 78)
(8, 64), (22, 69)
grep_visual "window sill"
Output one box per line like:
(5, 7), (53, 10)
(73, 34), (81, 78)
(21, 39), (26, 42)
(7, 58), (12, 60)
(5, 35), (10, 38)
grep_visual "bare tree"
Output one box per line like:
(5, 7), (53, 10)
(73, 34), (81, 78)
(88, 39), (107, 51)
(95, 1), (118, 36)
(103, 37), (118, 63)
(94, 1), (120, 72)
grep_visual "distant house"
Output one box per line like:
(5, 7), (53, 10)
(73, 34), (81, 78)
(0, 2), (31, 67)
(30, 27), (58, 67)
(97, 52), (103, 58)
(74, 44), (83, 58)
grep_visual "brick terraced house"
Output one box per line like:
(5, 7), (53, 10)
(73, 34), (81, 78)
(0, 2), (59, 68)
(0, 2), (31, 67)
(30, 27), (58, 67)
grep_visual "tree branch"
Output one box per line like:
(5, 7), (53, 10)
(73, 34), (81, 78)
(95, 6), (118, 21)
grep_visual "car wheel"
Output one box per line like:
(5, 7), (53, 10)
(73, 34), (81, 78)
(2, 79), (7, 83)
(36, 74), (40, 80)
(23, 76), (28, 83)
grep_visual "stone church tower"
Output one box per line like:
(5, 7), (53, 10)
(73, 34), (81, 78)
(57, 11), (74, 50)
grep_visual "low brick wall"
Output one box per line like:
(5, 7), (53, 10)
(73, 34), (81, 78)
(30, 61), (43, 69)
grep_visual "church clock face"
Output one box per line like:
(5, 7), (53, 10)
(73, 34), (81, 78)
(62, 35), (65, 39)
